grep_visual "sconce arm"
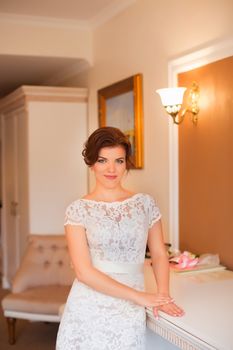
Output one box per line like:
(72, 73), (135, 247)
(172, 107), (198, 125)
(172, 108), (186, 125)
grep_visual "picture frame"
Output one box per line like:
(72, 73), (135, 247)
(98, 74), (144, 169)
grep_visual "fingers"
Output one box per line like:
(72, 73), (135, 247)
(158, 302), (185, 317)
(153, 302), (185, 320)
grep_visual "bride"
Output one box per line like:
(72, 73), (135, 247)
(56, 126), (184, 349)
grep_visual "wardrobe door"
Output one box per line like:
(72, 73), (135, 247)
(2, 112), (19, 285)
(1, 108), (28, 286)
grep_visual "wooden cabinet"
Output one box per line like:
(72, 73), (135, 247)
(0, 86), (88, 287)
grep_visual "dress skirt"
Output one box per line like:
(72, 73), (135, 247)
(56, 273), (146, 350)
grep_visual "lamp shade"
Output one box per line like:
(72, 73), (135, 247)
(156, 87), (186, 106)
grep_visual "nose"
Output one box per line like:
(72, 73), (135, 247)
(107, 161), (116, 173)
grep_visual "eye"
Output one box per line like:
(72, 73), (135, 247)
(97, 158), (106, 163)
(116, 159), (125, 164)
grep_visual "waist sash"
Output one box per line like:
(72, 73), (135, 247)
(92, 258), (144, 274)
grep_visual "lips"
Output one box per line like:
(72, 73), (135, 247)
(104, 175), (117, 180)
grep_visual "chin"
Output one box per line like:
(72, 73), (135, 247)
(102, 180), (120, 189)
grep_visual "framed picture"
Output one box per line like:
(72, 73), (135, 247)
(98, 74), (144, 169)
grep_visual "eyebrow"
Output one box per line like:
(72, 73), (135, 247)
(98, 156), (125, 160)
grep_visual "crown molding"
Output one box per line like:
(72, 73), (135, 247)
(21, 85), (88, 98)
(0, 86), (88, 112)
(0, 0), (136, 31)
(90, 0), (136, 29)
(0, 12), (90, 30)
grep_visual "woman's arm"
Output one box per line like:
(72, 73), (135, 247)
(65, 224), (172, 308)
(147, 220), (170, 295)
(147, 220), (184, 318)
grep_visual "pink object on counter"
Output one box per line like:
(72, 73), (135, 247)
(171, 251), (199, 269)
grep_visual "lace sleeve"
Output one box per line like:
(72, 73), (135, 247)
(64, 200), (85, 227)
(147, 195), (162, 228)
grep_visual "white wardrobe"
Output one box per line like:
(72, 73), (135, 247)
(0, 86), (88, 288)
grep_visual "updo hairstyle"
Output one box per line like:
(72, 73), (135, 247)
(82, 126), (133, 170)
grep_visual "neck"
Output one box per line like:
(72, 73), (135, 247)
(89, 184), (131, 202)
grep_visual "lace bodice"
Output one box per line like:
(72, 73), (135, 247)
(64, 193), (161, 264)
(56, 193), (161, 349)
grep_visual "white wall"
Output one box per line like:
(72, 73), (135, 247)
(60, 0), (233, 241)
(28, 101), (87, 234)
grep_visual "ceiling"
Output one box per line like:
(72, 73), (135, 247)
(0, 55), (88, 98)
(0, 0), (134, 98)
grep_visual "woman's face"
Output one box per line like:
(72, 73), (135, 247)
(91, 146), (127, 189)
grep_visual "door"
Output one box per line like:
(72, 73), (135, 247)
(178, 56), (233, 270)
(1, 111), (20, 286)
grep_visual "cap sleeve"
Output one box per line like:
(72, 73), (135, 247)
(147, 195), (162, 228)
(64, 200), (85, 227)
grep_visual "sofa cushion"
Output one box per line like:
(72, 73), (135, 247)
(12, 235), (76, 293)
(2, 285), (71, 315)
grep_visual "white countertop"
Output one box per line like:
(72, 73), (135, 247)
(144, 264), (233, 350)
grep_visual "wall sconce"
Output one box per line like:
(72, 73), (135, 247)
(156, 82), (200, 125)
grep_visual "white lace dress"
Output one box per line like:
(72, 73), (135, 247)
(56, 193), (161, 350)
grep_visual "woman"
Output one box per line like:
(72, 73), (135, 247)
(56, 127), (184, 350)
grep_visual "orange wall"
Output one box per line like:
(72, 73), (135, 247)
(178, 56), (233, 270)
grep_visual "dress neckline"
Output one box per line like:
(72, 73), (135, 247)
(80, 192), (143, 205)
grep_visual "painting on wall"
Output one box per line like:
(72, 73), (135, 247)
(98, 74), (144, 169)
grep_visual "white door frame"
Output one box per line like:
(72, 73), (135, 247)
(168, 38), (233, 250)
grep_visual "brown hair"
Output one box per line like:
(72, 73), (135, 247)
(82, 127), (133, 169)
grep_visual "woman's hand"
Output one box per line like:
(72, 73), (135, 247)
(134, 291), (173, 308)
(153, 301), (185, 319)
